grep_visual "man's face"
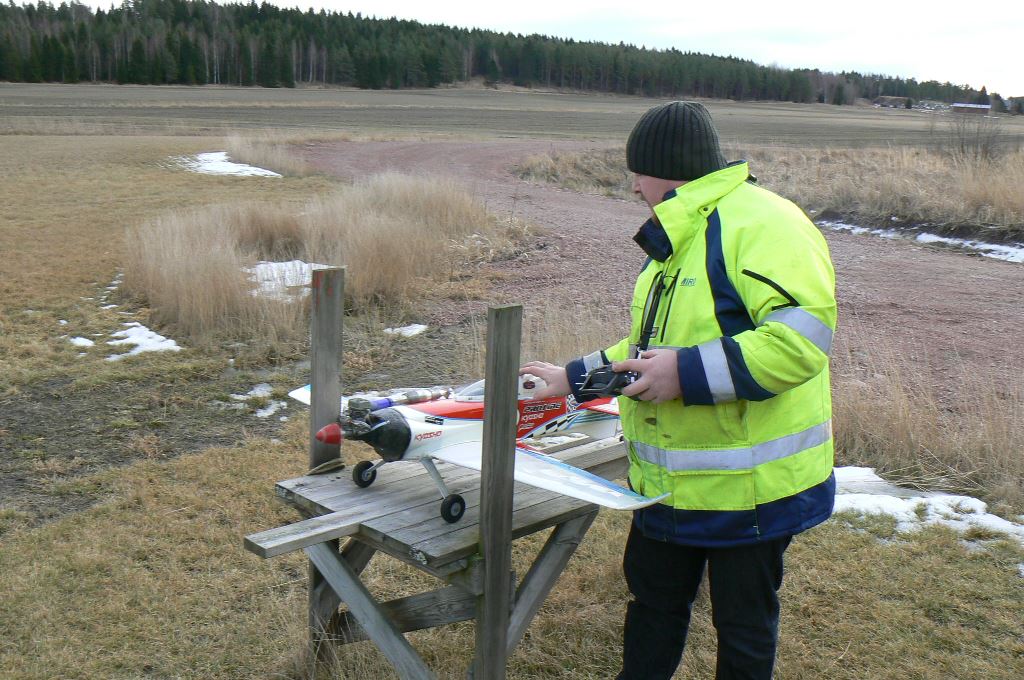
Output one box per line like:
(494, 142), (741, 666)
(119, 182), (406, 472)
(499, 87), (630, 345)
(632, 174), (686, 210)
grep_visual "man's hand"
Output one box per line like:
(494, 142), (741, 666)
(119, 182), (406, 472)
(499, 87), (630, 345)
(613, 349), (682, 403)
(518, 361), (571, 399)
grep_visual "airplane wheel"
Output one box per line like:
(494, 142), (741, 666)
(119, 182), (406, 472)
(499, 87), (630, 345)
(440, 494), (465, 523)
(353, 460), (377, 488)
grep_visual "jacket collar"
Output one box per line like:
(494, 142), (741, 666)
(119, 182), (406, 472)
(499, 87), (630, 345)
(643, 162), (750, 254)
(633, 215), (673, 261)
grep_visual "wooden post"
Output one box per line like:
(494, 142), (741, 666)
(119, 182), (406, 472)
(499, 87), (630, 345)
(307, 267), (345, 658)
(472, 305), (522, 679)
(309, 267), (344, 468)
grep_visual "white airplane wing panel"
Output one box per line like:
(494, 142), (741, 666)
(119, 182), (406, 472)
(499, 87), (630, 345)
(431, 441), (667, 511)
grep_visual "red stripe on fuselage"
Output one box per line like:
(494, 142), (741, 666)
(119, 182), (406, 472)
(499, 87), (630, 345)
(409, 400), (486, 420)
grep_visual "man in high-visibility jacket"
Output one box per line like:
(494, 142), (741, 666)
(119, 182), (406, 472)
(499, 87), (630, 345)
(520, 101), (836, 680)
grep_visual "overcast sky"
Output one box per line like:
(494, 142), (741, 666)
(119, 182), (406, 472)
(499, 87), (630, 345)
(84, 0), (1024, 96)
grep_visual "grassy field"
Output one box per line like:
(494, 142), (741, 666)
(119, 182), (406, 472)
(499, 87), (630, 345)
(6, 82), (1024, 146)
(2, 84), (1023, 679)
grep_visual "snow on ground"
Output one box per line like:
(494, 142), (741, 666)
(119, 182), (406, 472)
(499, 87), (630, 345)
(105, 322), (181, 361)
(68, 337), (94, 347)
(244, 260), (331, 301)
(384, 323), (428, 337)
(821, 220), (1024, 264)
(175, 152), (281, 178)
(229, 383), (288, 419)
(834, 467), (1024, 544)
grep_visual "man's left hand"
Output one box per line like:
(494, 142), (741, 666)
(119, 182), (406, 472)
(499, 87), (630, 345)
(613, 349), (682, 403)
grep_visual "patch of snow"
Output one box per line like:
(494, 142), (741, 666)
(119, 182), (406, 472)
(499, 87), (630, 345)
(834, 466), (1024, 544)
(175, 151), (281, 178)
(229, 383), (287, 418)
(68, 337), (94, 347)
(255, 401), (287, 418)
(914, 232), (1024, 263)
(821, 220), (1024, 264)
(244, 260), (332, 301)
(231, 383), (273, 401)
(59, 320), (68, 325)
(384, 323), (428, 337)
(101, 304), (117, 309)
(105, 322), (181, 361)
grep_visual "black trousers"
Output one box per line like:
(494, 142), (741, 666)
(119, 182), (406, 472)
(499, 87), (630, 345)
(616, 523), (792, 680)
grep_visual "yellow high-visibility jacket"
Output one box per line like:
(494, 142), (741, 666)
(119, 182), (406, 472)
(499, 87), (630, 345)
(566, 162), (836, 546)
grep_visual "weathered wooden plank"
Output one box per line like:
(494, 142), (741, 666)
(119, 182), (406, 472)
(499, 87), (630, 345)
(410, 493), (596, 568)
(305, 542), (436, 680)
(309, 267), (344, 469)
(307, 267), (345, 662)
(310, 462), (481, 513)
(341, 537), (377, 575)
(245, 510), (366, 559)
(474, 304), (522, 680)
(506, 512), (597, 655)
(334, 585), (479, 644)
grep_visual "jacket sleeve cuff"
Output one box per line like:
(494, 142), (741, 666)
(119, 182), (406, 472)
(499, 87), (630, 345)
(566, 357), (595, 403)
(676, 346), (714, 406)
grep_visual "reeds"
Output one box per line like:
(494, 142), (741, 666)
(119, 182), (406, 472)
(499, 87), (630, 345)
(123, 173), (518, 361)
(518, 145), (1024, 240)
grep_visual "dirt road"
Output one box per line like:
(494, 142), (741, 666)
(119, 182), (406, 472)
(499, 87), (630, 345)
(305, 139), (1024, 389)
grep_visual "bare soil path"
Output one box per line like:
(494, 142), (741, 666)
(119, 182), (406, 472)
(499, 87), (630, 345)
(305, 140), (1024, 387)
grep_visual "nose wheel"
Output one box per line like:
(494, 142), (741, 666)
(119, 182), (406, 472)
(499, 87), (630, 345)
(440, 494), (466, 523)
(352, 460), (378, 488)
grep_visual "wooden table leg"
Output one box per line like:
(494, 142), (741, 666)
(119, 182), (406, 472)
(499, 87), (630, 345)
(309, 535), (380, 658)
(506, 510), (598, 655)
(306, 542), (436, 680)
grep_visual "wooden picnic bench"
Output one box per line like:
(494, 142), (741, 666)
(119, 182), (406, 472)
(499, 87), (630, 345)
(244, 435), (627, 678)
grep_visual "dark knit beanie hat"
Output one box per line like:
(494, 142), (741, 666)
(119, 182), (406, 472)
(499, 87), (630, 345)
(626, 101), (727, 181)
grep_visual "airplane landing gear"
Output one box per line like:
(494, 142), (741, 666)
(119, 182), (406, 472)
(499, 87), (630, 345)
(441, 494), (465, 523)
(352, 460), (377, 488)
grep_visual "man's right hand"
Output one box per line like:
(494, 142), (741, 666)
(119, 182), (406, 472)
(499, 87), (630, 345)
(518, 361), (571, 399)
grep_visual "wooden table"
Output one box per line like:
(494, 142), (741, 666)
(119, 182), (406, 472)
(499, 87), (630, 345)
(245, 436), (628, 679)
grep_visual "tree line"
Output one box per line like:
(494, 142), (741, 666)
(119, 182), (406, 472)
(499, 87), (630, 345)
(0, 0), (1017, 110)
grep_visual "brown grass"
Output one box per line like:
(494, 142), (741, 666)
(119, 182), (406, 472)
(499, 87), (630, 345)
(0, 429), (1020, 679)
(121, 173), (526, 361)
(226, 131), (315, 177)
(517, 145), (1024, 239)
(4, 87), (1024, 678)
(832, 330), (1024, 515)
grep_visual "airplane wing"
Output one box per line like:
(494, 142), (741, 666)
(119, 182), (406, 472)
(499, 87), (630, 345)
(430, 441), (668, 511)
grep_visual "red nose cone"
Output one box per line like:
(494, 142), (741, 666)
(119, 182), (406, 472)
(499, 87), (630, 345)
(316, 422), (343, 445)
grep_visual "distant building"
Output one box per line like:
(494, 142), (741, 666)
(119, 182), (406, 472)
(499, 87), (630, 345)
(950, 103), (991, 114)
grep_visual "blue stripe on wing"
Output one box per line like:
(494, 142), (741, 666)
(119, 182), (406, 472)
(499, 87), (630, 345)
(516, 447), (654, 502)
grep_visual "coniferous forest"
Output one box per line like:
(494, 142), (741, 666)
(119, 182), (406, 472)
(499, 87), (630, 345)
(0, 0), (1009, 107)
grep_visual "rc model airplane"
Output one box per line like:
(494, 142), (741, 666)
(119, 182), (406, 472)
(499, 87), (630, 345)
(288, 377), (667, 523)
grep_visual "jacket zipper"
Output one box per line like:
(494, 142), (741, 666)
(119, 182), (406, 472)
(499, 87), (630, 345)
(658, 269), (680, 343)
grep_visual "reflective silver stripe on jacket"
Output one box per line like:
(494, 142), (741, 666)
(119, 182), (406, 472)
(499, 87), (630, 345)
(632, 421), (832, 472)
(697, 339), (736, 404)
(582, 351), (605, 372)
(763, 308), (833, 355)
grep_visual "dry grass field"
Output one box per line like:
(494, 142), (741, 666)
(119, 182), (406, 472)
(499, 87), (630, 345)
(2, 84), (1023, 679)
